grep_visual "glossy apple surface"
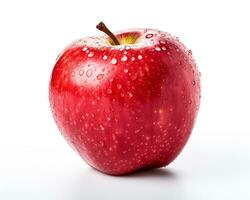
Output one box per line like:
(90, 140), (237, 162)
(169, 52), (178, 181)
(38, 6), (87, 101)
(49, 28), (201, 175)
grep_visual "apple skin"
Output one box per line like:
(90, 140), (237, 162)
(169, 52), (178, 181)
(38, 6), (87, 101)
(49, 29), (200, 175)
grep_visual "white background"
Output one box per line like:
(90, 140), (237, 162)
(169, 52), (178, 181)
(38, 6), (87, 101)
(0, 0), (249, 199)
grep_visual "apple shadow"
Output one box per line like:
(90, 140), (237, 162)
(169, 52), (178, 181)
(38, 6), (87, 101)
(121, 167), (178, 179)
(65, 167), (185, 200)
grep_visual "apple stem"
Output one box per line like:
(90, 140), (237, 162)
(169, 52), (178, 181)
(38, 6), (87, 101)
(96, 22), (120, 45)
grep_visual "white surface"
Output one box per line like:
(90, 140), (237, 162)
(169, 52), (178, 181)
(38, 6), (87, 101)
(0, 0), (250, 199)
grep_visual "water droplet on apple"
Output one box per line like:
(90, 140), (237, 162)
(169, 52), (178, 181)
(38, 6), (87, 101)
(100, 124), (105, 131)
(96, 74), (104, 80)
(161, 46), (167, 51)
(103, 55), (108, 60)
(124, 51), (127, 55)
(131, 57), (135, 61)
(192, 80), (196, 85)
(125, 46), (131, 50)
(86, 69), (93, 77)
(155, 46), (161, 51)
(128, 92), (133, 98)
(138, 55), (143, 60)
(79, 70), (84, 76)
(160, 40), (166, 44)
(117, 84), (122, 89)
(107, 88), (112, 94)
(146, 34), (153, 39)
(82, 47), (88, 51)
(124, 68), (128, 73)
(84, 122), (89, 128)
(110, 58), (117, 65)
(121, 55), (128, 62)
(88, 52), (94, 57)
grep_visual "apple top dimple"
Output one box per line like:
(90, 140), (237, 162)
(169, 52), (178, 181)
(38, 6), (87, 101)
(73, 28), (173, 50)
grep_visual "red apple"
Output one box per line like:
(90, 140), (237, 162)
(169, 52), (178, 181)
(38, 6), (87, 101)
(49, 22), (200, 175)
